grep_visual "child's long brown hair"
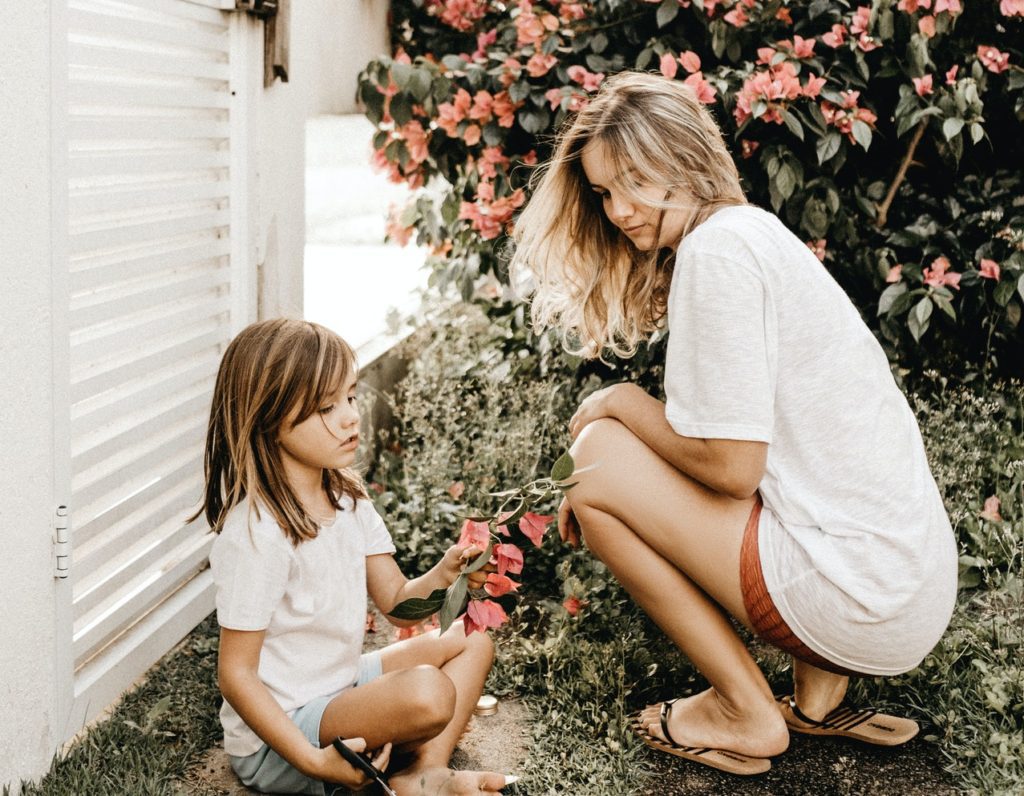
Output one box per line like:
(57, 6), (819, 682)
(192, 318), (367, 545)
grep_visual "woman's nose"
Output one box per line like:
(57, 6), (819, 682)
(607, 193), (633, 222)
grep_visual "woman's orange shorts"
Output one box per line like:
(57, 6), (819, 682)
(739, 497), (863, 677)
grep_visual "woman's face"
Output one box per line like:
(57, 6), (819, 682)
(581, 139), (694, 252)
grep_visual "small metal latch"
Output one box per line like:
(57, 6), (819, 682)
(236, 0), (278, 18)
(55, 504), (70, 579)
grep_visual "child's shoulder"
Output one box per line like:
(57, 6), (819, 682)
(217, 501), (294, 550)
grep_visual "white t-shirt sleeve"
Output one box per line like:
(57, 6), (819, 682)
(212, 523), (292, 631)
(664, 249), (775, 443)
(356, 499), (396, 556)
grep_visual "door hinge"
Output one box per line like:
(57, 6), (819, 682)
(54, 504), (71, 579)
(235, 0), (277, 18)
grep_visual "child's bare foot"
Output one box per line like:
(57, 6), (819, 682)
(637, 687), (789, 758)
(389, 766), (508, 795)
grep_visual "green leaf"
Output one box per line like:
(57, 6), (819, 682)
(390, 93), (413, 127)
(388, 588), (447, 620)
(878, 283), (908, 316)
(775, 163), (796, 200)
(550, 451), (576, 482)
(851, 120), (872, 151)
(441, 55), (466, 71)
(783, 111), (805, 141)
(969, 123), (984, 144)
(1017, 273), (1024, 304)
(994, 280), (1017, 308)
(508, 80), (531, 104)
(932, 292), (957, 321)
(463, 541), (495, 575)
(908, 297), (933, 342)
(406, 69), (433, 103)
(517, 107), (550, 134)
(816, 132), (842, 164)
(440, 575), (469, 633)
(942, 117), (964, 141)
(656, 0), (679, 27)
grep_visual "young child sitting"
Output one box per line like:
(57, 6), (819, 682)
(194, 318), (510, 795)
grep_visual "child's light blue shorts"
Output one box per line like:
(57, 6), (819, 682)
(230, 651), (384, 795)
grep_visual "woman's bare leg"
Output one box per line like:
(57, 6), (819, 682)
(790, 658), (849, 719)
(568, 419), (788, 757)
(318, 622), (506, 795)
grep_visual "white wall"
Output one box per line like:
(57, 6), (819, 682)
(0, 4), (64, 792)
(291, 0), (390, 116)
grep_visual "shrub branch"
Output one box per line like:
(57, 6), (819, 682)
(876, 120), (928, 229)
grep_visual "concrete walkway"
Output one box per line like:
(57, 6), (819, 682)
(304, 114), (430, 359)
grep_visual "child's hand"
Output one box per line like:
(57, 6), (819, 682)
(440, 544), (494, 588)
(313, 738), (391, 789)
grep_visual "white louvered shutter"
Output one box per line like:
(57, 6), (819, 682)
(67, 0), (247, 720)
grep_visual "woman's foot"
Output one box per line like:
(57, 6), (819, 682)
(637, 687), (789, 758)
(389, 766), (507, 796)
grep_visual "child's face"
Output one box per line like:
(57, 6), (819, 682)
(277, 368), (360, 479)
(581, 139), (694, 252)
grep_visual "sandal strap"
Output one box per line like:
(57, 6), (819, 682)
(659, 699), (681, 748)
(787, 696), (828, 728)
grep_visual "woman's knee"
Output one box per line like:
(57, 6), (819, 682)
(568, 417), (637, 509)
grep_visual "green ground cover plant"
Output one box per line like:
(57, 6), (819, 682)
(373, 309), (1023, 794)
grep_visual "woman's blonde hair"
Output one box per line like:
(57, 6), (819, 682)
(192, 318), (367, 545)
(510, 71), (746, 358)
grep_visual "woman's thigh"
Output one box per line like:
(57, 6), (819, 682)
(569, 418), (756, 626)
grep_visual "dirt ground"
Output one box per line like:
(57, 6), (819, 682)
(181, 607), (957, 795)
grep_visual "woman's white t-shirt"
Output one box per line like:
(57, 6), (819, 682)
(209, 496), (395, 756)
(663, 204), (957, 675)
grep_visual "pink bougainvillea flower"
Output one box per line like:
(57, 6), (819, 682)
(945, 65), (959, 85)
(757, 46), (777, 65)
(493, 542), (524, 575)
(734, 62), (803, 125)
(659, 52), (679, 79)
(822, 23), (848, 48)
(934, 0), (961, 14)
(385, 210), (414, 247)
(740, 139), (760, 159)
(851, 6), (872, 34)
(471, 28), (498, 61)
(806, 239), (827, 262)
(679, 51), (702, 74)
(913, 75), (934, 97)
(684, 72), (718, 104)
(886, 264), (904, 283)
(978, 259), (1001, 280)
(484, 573), (521, 597)
(525, 52), (557, 78)
(857, 32), (881, 51)
(559, 2), (587, 22)
(923, 256), (961, 289)
(724, 5), (749, 27)
(544, 87), (565, 110)
(563, 595), (584, 616)
(918, 14), (936, 37)
(1001, 0), (1024, 16)
(980, 495), (1002, 522)
(458, 519), (491, 550)
(977, 46), (1011, 73)
(519, 512), (553, 547)
(803, 74), (826, 99)
(464, 598), (508, 635)
(463, 124), (482, 146)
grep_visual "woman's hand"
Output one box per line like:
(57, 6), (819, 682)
(557, 496), (580, 547)
(311, 738), (391, 789)
(568, 382), (637, 440)
(439, 544), (493, 589)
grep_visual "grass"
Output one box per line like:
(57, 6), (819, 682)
(10, 378), (1022, 796)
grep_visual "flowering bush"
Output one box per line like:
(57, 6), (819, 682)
(388, 454), (572, 634)
(361, 0), (1023, 377)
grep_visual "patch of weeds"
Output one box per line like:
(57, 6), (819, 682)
(6, 616), (222, 796)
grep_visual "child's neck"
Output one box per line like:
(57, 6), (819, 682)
(281, 461), (335, 520)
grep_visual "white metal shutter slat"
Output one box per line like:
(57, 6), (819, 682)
(69, 7), (229, 53)
(71, 149), (229, 179)
(73, 495), (204, 620)
(72, 356), (219, 437)
(71, 239), (231, 291)
(73, 455), (200, 547)
(68, 0), (235, 713)
(73, 532), (213, 667)
(69, 41), (230, 81)
(69, 211), (230, 263)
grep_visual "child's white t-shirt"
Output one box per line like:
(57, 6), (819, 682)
(663, 204), (958, 674)
(209, 495), (395, 756)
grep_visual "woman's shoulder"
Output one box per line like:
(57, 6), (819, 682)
(686, 204), (780, 248)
